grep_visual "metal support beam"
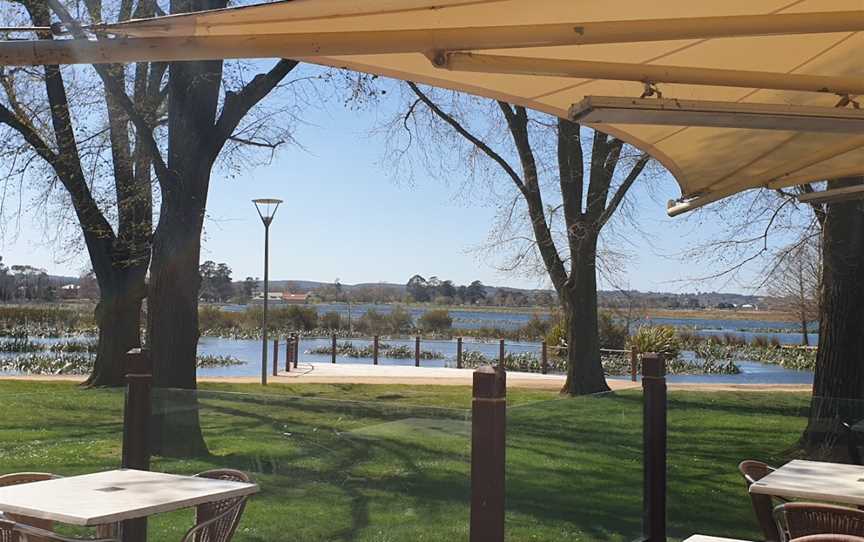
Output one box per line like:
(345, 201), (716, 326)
(798, 184), (864, 204)
(108, 10), (864, 41)
(2, 10), (864, 66)
(436, 52), (864, 97)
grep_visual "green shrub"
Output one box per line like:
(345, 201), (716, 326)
(357, 309), (388, 335)
(386, 306), (414, 334)
(417, 309), (452, 332)
(629, 325), (681, 359)
(321, 311), (342, 331)
(546, 321), (567, 359)
(199, 305), (242, 330)
(521, 314), (552, 340)
(598, 312), (628, 349)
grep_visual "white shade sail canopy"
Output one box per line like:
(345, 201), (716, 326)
(3, 0), (863, 215)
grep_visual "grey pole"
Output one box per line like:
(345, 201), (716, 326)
(254, 197), (281, 386)
(261, 222), (270, 386)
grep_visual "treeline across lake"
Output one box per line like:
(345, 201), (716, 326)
(198, 305), (555, 341)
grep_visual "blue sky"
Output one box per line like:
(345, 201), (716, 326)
(0, 66), (769, 294)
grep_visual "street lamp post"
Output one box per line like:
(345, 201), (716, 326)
(253, 198), (282, 386)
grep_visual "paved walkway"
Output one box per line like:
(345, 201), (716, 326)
(271, 362), (591, 390)
(0, 364), (811, 392)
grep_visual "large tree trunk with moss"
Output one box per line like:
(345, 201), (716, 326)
(563, 234), (611, 395)
(804, 176), (864, 454)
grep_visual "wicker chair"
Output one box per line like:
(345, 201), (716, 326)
(740, 460), (784, 542)
(5, 522), (116, 542)
(0, 473), (59, 541)
(180, 469), (252, 542)
(775, 503), (864, 542)
(792, 536), (864, 542)
(0, 519), (19, 542)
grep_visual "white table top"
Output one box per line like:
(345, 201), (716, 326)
(749, 459), (864, 505)
(0, 469), (259, 526)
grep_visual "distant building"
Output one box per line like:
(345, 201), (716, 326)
(282, 292), (310, 304)
(740, 303), (759, 310)
(252, 292), (284, 302)
(59, 284), (79, 299)
(250, 291), (310, 304)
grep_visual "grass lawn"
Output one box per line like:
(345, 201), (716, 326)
(0, 381), (810, 541)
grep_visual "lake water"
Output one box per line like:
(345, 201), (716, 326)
(0, 305), (817, 385)
(195, 336), (813, 385)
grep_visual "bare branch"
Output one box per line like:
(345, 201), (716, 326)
(407, 81), (526, 194)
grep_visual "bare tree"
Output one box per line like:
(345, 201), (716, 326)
(0, 0), (307, 455)
(0, 0), (158, 387)
(398, 83), (650, 394)
(765, 238), (821, 345)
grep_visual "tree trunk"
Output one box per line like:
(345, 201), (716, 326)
(144, 36), (225, 456)
(84, 272), (145, 387)
(147, 199), (208, 457)
(563, 235), (611, 395)
(804, 176), (864, 454)
(801, 312), (810, 347)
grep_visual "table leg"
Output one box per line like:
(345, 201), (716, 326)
(121, 518), (147, 542)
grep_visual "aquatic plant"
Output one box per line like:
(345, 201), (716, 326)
(629, 325), (681, 358)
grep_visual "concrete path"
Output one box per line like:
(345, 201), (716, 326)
(0, 364), (811, 392)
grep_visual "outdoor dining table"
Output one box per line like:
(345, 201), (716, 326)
(749, 459), (864, 506)
(0, 468), (259, 541)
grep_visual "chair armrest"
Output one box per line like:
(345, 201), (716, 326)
(180, 499), (247, 542)
(14, 522), (119, 542)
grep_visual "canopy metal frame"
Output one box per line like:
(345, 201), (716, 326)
(1, 5), (862, 213)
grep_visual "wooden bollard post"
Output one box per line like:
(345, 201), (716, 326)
(498, 339), (505, 368)
(122, 348), (152, 542)
(630, 345), (639, 382)
(373, 335), (379, 365)
(642, 353), (667, 542)
(415, 336), (421, 367)
(332, 334), (337, 364)
(470, 365), (506, 542)
(294, 334), (300, 368)
(272, 338), (279, 377)
(541, 341), (548, 375)
(285, 336), (292, 372)
(457, 337), (463, 369)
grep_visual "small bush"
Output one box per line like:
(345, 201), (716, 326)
(199, 305), (242, 330)
(676, 328), (702, 348)
(751, 336), (769, 348)
(386, 306), (414, 334)
(598, 312), (628, 349)
(629, 325), (681, 359)
(521, 314), (552, 341)
(357, 309), (388, 335)
(722, 332), (746, 346)
(418, 309), (453, 332)
(321, 311), (342, 331)
(546, 321), (567, 359)
(769, 336), (782, 348)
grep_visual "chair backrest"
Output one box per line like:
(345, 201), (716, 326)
(739, 460), (782, 542)
(6, 521), (116, 542)
(0, 519), (19, 542)
(791, 535), (864, 542)
(0, 473), (59, 541)
(181, 470), (253, 542)
(776, 503), (864, 542)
